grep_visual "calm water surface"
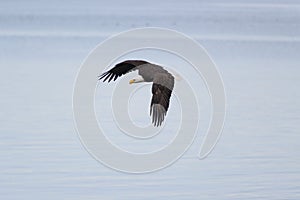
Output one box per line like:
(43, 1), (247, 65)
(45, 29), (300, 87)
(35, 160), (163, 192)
(0, 0), (299, 199)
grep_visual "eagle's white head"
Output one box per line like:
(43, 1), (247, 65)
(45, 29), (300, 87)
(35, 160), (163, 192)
(129, 75), (145, 84)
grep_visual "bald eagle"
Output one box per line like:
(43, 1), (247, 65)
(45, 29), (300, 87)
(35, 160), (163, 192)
(99, 60), (175, 126)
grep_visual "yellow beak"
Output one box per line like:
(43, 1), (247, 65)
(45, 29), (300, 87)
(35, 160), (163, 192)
(129, 79), (134, 84)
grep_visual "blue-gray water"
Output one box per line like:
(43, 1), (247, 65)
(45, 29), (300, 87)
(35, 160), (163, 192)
(1, 0), (300, 199)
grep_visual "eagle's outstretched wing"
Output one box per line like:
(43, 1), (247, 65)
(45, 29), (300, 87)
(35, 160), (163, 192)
(150, 73), (174, 126)
(99, 60), (148, 82)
